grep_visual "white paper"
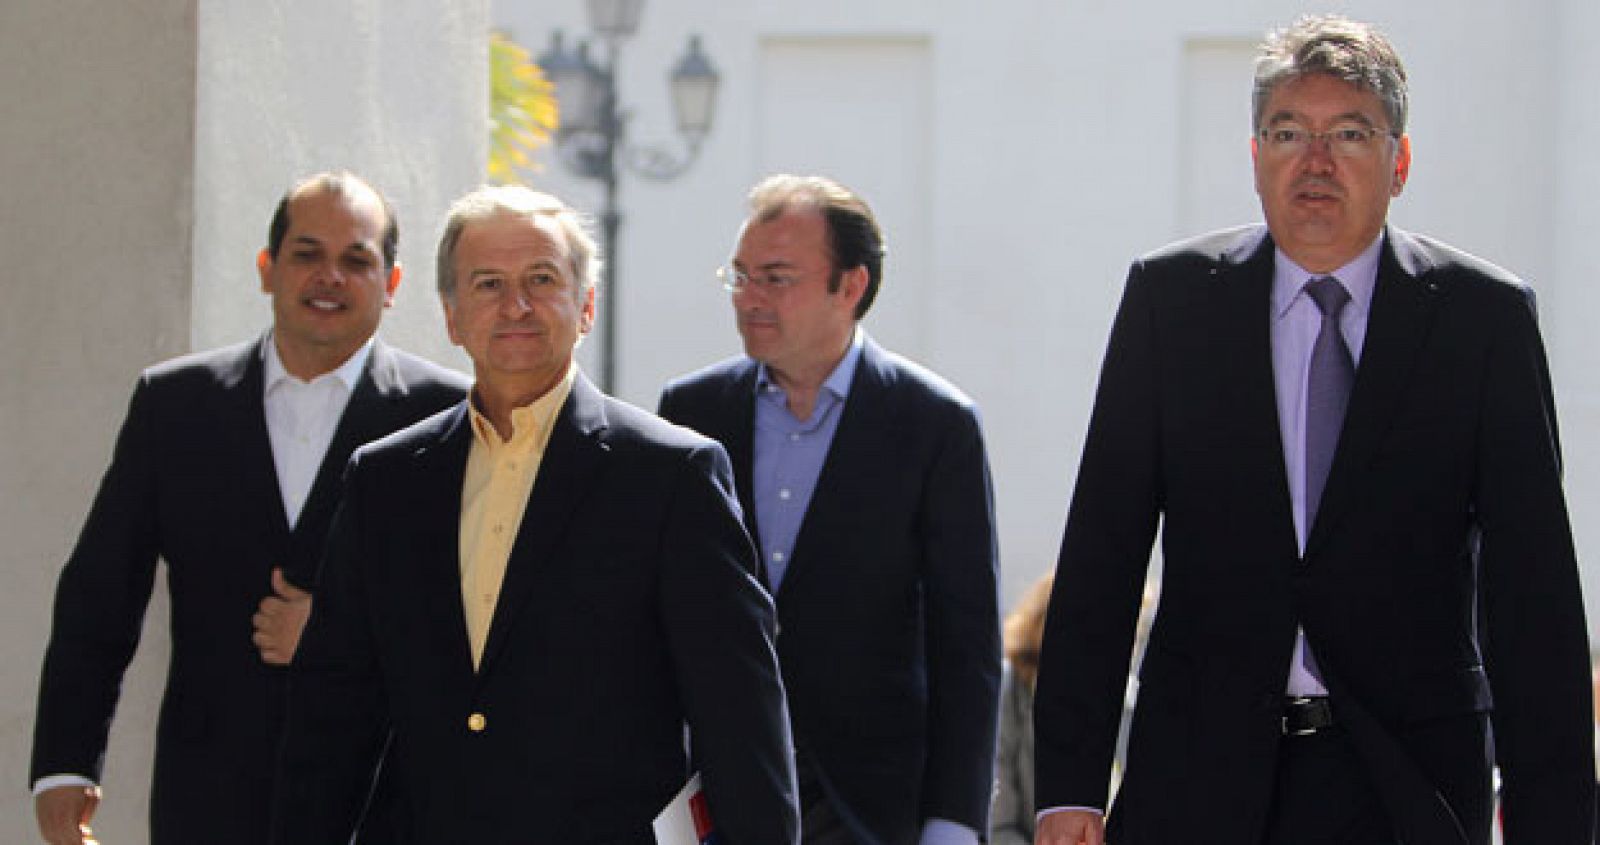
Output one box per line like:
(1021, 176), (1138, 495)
(652, 772), (717, 844)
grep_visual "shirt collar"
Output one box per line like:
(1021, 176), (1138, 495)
(754, 327), (865, 401)
(1271, 232), (1384, 321)
(467, 360), (578, 450)
(262, 332), (374, 392)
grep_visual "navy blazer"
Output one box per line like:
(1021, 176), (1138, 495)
(659, 336), (1002, 844)
(31, 336), (467, 844)
(1035, 225), (1595, 844)
(272, 374), (799, 844)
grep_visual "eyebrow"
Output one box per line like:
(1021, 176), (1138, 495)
(468, 259), (565, 279)
(1266, 110), (1379, 128)
(289, 235), (381, 259)
(734, 259), (798, 272)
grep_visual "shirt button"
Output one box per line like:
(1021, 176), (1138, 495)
(789, 433), (801, 443)
(492, 523), (504, 534)
(467, 712), (487, 732)
(779, 489), (792, 500)
(772, 551), (786, 562)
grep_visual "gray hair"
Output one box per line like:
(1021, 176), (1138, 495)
(435, 185), (601, 300)
(1253, 15), (1408, 134)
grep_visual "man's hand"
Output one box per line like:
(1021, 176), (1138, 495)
(253, 567), (312, 666)
(1036, 809), (1105, 845)
(36, 784), (100, 845)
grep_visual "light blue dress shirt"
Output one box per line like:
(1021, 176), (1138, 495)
(1270, 234), (1380, 697)
(751, 332), (863, 591)
(750, 331), (979, 845)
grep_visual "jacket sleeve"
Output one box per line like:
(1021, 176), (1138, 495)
(658, 441), (800, 845)
(917, 398), (1003, 830)
(31, 376), (164, 785)
(1033, 263), (1163, 812)
(1474, 287), (1596, 841)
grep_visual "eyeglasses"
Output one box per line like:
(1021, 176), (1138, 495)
(717, 265), (801, 294)
(1256, 123), (1398, 158)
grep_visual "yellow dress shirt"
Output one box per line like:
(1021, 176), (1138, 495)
(459, 365), (576, 668)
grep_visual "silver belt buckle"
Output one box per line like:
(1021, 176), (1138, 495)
(1283, 696), (1319, 737)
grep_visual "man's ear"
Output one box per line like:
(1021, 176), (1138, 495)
(1250, 136), (1263, 198)
(838, 265), (869, 312)
(384, 262), (403, 306)
(257, 249), (274, 293)
(578, 286), (596, 334)
(1391, 135), (1412, 197)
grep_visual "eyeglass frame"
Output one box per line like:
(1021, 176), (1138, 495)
(717, 265), (803, 294)
(1255, 122), (1400, 158)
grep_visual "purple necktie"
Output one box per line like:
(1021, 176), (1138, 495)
(1304, 276), (1354, 527)
(1301, 276), (1354, 684)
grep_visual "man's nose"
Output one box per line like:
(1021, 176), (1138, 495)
(311, 258), (346, 286)
(500, 283), (533, 316)
(1301, 135), (1337, 171)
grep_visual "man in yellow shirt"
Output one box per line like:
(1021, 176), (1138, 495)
(272, 185), (799, 843)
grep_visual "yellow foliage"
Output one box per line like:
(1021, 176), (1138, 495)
(489, 31), (559, 185)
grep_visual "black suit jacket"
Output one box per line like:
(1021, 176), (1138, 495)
(1034, 225), (1596, 844)
(31, 336), (467, 844)
(659, 337), (1002, 844)
(272, 374), (799, 845)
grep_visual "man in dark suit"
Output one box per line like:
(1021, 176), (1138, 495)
(271, 185), (798, 843)
(1034, 15), (1595, 845)
(30, 172), (468, 845)
(658, 174), (1001, 845)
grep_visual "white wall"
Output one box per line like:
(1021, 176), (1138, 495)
(0, 3), (197, 842)
(0, 2), (486, 841)
(497, 0), (1600, 630)
(1550, 0), (1600, 632)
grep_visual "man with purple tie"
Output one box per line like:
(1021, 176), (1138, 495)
(1034, 15), (1594, 845)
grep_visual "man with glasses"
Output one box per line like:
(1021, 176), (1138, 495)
(1034, 15), (1594, 845)
(659, 174), (1001, 845)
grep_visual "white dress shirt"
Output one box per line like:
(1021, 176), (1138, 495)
(262, 336), (372, 527)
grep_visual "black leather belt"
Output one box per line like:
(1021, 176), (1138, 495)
(1282, 696), (1336, 736)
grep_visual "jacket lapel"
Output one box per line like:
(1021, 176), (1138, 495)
(409, 403), (478, 678)
(777, 338), (882, 601)
(476, 374), (610, 677)
(1214, 230), (1301, 554)
(1306, 228), (1441, 555)
(723, 364), (761, 549)
(287, 341), (399, 579)
(223, 337), (295, 555)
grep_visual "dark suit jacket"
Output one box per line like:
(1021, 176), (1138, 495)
(658, 337), (1002, 844)
(1034, 225), (1596, 844)
(271, 374), (799, 845)
(31, 336), (467, 844)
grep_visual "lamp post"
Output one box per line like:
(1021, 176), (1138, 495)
(538, 2), (720, 394)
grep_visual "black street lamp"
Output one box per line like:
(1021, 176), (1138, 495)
(538, 4), (720, 394)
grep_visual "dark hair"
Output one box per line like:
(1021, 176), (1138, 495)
(747, 174), (885, 319)
(267, 172), (399, 268)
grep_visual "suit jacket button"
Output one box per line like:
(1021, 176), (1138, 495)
(467, 712), (487, 733)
